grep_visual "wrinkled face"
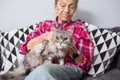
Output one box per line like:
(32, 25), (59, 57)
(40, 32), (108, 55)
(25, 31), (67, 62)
(55, 0), (77, 23)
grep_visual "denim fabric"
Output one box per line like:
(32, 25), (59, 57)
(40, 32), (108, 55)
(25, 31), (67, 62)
(25, 64), (82, 80)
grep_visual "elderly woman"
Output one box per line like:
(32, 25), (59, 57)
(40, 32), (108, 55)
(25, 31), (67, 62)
(19, 0), (94, 80)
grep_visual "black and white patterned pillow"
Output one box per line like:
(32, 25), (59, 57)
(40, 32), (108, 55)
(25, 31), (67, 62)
(0, 31), (1, 38)
(0, 25), (35, 74)
(0, 31), (2, 71)
(86, 24), (120, 77)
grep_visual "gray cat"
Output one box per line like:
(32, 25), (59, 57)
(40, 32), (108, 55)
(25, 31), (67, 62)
(1, 27), (74, 79)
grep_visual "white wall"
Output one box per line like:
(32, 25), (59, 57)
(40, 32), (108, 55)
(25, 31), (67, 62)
(0, 0), (120, 31)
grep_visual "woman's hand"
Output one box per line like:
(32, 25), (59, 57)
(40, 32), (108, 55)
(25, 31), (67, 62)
(65, 44), (84, 63)
(27, 31), (53, 50)
(74, 55), (84, 63)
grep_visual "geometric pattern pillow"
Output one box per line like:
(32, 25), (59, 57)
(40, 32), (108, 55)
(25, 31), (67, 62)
(0, 25), (35, 74)
(86, 24), (120, 77)
(0, 32), (2, 71)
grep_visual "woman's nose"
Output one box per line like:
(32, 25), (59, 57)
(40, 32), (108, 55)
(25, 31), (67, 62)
(64, 6), (69, 13)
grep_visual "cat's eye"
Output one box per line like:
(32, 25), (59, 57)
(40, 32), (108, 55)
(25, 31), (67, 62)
(64, 38), (68, 40)
(56, 37), (59, 40)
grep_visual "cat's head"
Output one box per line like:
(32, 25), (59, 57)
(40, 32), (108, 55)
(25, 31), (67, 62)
(51, 26), (74, 50)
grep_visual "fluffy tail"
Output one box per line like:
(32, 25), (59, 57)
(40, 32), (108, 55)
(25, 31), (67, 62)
(1, 63), (26, 80)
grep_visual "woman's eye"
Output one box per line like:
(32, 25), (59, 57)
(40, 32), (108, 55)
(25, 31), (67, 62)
(70, 6), (74, 9)
(60, 3), (65, 8)
(69, 5), (75, 9)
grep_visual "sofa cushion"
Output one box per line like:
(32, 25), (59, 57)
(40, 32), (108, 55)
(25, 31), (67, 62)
(0, 32), (3, 72)
(0, 31), (1, 37)
(104, 27), (120, 69)
(82, 68), (120, 80)
(117, 51), (120, 69)
(85, 23), (120, 77)
(0, 25), (35, 74)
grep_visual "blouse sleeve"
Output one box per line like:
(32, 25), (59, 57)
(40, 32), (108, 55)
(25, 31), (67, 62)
(18, 22), (45, 55)
(73, 21), (94, 73)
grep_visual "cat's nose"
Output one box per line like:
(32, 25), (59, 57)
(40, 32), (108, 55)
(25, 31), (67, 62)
(59, 41), (64, 45)
(60, 42), (62, 45)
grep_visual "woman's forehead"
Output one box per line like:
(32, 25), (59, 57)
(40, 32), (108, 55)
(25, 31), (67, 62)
(57, 0), (77, 4)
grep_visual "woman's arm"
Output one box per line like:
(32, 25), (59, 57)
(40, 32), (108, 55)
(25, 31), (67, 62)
(18, 20), (53, 54)
(73, 22), (94, 72)
(27, 31), (53, 50)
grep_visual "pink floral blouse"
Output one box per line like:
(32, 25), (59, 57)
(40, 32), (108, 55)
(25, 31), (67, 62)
(18, 18), (94, 74)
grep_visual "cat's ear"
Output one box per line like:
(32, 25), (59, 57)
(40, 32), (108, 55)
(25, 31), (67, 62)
(51, 26), (57, 32)
(67, 26), (74, 35)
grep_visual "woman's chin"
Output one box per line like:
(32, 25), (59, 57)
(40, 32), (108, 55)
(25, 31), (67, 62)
(62, 19), (70, 22)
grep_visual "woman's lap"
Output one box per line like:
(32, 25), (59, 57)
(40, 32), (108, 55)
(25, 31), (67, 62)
(25, 64), (82, 80)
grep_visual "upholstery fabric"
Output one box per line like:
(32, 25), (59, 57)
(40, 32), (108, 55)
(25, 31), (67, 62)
(117, 51), (120, 69)
(0, 25), (35, 74)
(85, 23), (120, 77)
(105, 27), (120, 70)
(82, 68), (120, 80)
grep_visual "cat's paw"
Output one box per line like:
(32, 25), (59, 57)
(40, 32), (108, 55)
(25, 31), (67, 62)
(44, 60), (52, 64)
(59, 60), (64, 65)
(59, 62), (64, 65)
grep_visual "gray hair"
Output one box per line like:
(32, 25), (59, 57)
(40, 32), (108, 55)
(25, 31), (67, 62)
(55, 0), (79, 7)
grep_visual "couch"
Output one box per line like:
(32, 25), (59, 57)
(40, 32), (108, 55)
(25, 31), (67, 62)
(82, 27), (120, 80)
(0, 23), (120, 80)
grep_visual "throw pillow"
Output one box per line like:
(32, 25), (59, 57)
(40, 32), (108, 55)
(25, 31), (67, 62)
(86, 24), (120, 77)
(0, 32), (2, 71)
(0, 25), (35, 74)
(0, 30), (1, 38)
(117, 48), (120, 69)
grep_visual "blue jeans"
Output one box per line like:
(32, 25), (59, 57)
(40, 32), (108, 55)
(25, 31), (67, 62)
(25, 64), (82, 80)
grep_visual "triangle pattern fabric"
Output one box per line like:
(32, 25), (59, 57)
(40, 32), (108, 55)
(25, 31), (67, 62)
(87, 23), (120, 77)
(0, 25), (35, 74)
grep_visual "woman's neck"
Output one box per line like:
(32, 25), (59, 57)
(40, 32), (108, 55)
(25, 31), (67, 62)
(57, 17), (72, 24)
